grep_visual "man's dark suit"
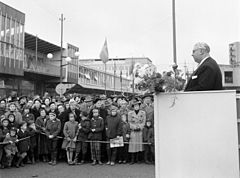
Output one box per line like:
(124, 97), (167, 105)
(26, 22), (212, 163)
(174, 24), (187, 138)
(184, 57), (223, 91)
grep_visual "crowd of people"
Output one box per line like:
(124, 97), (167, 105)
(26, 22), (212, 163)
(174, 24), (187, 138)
(0, 92), (155, 169)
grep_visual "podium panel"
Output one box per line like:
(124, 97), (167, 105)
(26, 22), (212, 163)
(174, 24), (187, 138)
(154, 90), (239, 178)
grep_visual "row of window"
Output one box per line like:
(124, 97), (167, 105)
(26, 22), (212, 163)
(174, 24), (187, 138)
(0, 14), (24, 61)
(96, 65), (129, 71)
(78, 66), (130, 91)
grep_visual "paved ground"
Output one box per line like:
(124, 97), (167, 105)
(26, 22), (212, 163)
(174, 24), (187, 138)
(0, 162), (155, 178)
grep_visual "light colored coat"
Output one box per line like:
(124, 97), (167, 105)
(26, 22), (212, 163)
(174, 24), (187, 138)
(128, 110), (146, 152)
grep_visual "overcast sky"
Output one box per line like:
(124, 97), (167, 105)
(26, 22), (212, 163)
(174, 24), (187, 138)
(2, 0), (240, 72)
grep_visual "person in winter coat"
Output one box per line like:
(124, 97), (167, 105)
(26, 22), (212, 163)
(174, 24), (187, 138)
(45, 112), (61, 166)
(3, 127), (18, 168)
(118, 114), (130, 164)
(61, 113), (78, 165)
(105, 104), (122, 166)
(0, 116), (10, 168)
(89, 108), (104, 165)
(16, 121), (30, 168)
(27, 121), (37, 164)
(128, 100), (146, 164)
(35, 108), (49, 162)
(57, 104), (69, 161)
(148, 122), (154, 164)
(143, 120), (154, 164)
(74, 111), (91, 164)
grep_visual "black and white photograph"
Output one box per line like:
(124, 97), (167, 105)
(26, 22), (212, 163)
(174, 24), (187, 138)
(0, 0), (239, 177)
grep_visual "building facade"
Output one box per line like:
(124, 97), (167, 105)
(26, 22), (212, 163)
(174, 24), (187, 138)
(77, 64), (132, 94)
(0, 2), (25, 97)
(219, 42), (240, 93)
(79, 57), (153, 77)
(0, 2), (136, 97)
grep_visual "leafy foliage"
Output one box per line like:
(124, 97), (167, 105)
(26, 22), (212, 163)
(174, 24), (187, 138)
(136, 69), (186, 93)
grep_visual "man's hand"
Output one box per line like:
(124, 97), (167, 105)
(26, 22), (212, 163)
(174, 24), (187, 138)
(49, 135), (54, 139)
(91, 129), (96, 132)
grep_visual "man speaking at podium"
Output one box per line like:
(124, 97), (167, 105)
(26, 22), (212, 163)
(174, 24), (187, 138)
(184, 42), (223, 91)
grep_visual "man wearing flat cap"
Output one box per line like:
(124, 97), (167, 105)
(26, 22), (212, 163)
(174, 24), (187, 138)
(185, 42), (222, 91)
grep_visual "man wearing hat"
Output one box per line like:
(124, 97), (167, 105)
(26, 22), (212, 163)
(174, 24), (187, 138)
(128, 99), (146, 164)
(99, 94), (107, 101)
(141, 93), (154, 123)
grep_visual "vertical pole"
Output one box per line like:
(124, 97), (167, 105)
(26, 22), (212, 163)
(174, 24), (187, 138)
(104, 62), (107, 95)
(114, 60), (116, 95)
(172, 0), (177, 64)
(132, 57), (135, 94)
(132, 74), (135, 94)
(60, 13), (64, 84)
(120, 71), (122, 93)
(35, 35), (38, 70)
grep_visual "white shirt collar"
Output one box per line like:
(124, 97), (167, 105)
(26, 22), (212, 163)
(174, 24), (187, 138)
(197, 56), (209, 68)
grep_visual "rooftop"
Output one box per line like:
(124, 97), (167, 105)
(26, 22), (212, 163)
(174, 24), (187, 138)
(25, 32), (63, 54)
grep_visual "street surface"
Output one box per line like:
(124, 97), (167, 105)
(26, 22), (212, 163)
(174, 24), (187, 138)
(0, 162), (155, 178)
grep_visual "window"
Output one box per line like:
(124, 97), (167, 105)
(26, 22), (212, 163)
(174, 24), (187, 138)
(224, 71), (233, 83)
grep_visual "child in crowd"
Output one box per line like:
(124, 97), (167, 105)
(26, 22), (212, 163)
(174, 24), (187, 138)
(8, 113), (19, 128)
(3, 127), (18, 168)
(27, 121), (37, 164)
(0, 116), (10, 168)
(105, 104), (122, 166)
(16, 121), (30, 168)
(89, 108), (104, 165)
(74, 111), (91, 165)
(45, 112), (61, 166)
(148, 121), (154, 164)
(62, 113), (78, 165)
(143, 120), (153, 164)
(118, 114), (130, 164)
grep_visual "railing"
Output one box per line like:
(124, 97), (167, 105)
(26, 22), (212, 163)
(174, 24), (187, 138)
(78, 65), (135, 93)
(23, 58), (61, 77)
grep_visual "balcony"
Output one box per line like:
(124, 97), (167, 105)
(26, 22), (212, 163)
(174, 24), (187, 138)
(78, 65), (135, 93)
(23, 57), (66, 78)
